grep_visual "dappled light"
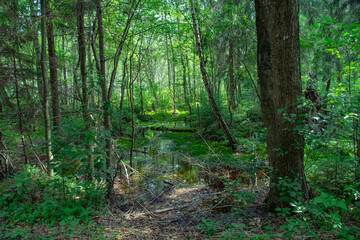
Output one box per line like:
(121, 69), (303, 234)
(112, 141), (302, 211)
(1, 0), (360, 239)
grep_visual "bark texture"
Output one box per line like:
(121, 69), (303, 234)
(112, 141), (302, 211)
(256, 0), (312, 209)
(255, 0), (275, 167)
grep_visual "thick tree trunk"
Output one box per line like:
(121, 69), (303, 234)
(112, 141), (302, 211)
(255, 0), (276, 170)
(190, 0), (238, 151)
(264, 0), (312, 209)
(41, 0), (53, 174)
(46, 0), (60, 130)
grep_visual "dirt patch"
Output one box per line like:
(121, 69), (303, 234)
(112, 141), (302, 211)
(97, 178), (271, 239)
(98, 184), (219, 239)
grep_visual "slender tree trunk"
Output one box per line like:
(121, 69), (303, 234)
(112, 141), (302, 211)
(182, 55), (192, 120)
(13, 52), (28, 165)
(62, 31), (68, 106)
(129, 56), (135, 170)
(87, 15), (96, 107)
(140, 76), (144, 116)
(193, 48), (196, 103)
(46, 0), (60, 130)
(186, 55), (192, 103)
(97, 0), (112, 196)
(147, 68), (159, 107)
(72, 60), (81, 108)
(41, 0), (53, 174)
(228, 11), (236, 109)
(165, 35), (174, 112)
(190, 0), (238, 151)
(119, 59), (127, 134)
(169, 28), (177, 115)
(32, 9), (43, 101)
(107, 0), (141, 101)
(77, 0), (93, 180)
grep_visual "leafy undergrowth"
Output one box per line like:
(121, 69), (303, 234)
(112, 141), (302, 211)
(197, 179), (360, 240)
(1, 165), (360, 239)
(0, 166), (107, 239)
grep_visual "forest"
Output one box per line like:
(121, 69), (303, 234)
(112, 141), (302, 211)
(0, 0), (360, 239)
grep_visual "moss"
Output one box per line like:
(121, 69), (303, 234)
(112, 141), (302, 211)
(159, 132), (234, 159)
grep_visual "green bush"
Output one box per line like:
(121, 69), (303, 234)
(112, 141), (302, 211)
(0, 165), (105, 238)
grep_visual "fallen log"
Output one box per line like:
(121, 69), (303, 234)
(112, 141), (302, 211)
(146, 126), (197, 132)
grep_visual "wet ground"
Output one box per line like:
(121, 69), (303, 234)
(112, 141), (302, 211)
(97, 128), (271, 239)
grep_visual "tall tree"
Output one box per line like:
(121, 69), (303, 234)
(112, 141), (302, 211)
(255, 0), (275, 180)
(96, 0), (112, 195)
(41, 0), (53, 174)
(46, 0), (61, 130)
(13, 52), (28, 165)
(190, 0), (238, 151)
(77, 0), (93, 179)
(228, 3), (236, 110)
(257, 0), (313, 209)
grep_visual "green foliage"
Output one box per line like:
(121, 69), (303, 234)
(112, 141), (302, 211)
(277, 176), (304, 204)
(0, 165), (105, 239)
(277, 191), (360, 239)
(198, 218), (218, 237)
(52, 117), (109, 181)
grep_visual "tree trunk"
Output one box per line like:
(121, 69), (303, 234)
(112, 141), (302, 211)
(72, 60), (81, 108)
(228, 13), (236, 110)
(107, 0), (141, 101)
(171, 52), (176, 115)
(62, 31), (68, 106)
(13, 52), (29, 165)
(129, 56), (135, 170)
(32, 7), (43, 101)
(77, 0), (93, 180)
(263, 0), (312, 209)
(140, 76), (144, 116)
(255, 0), (276, 171)
(182, 55), (192, 120)
(119, 59), (127, 134)
(0, 128), (13, 178)
(46, 0), (60, 130)
(190, 0), (238, 151)
(41, 0), (53, 174)
(97, 0), (112, 196)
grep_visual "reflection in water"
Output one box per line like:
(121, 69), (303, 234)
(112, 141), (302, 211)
(130, 130), (202, 190)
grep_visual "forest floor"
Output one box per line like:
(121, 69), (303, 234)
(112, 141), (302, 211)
(94, 114), (277, 239)
(95, 176), (273, 239)
(0, 113), (286, 239)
